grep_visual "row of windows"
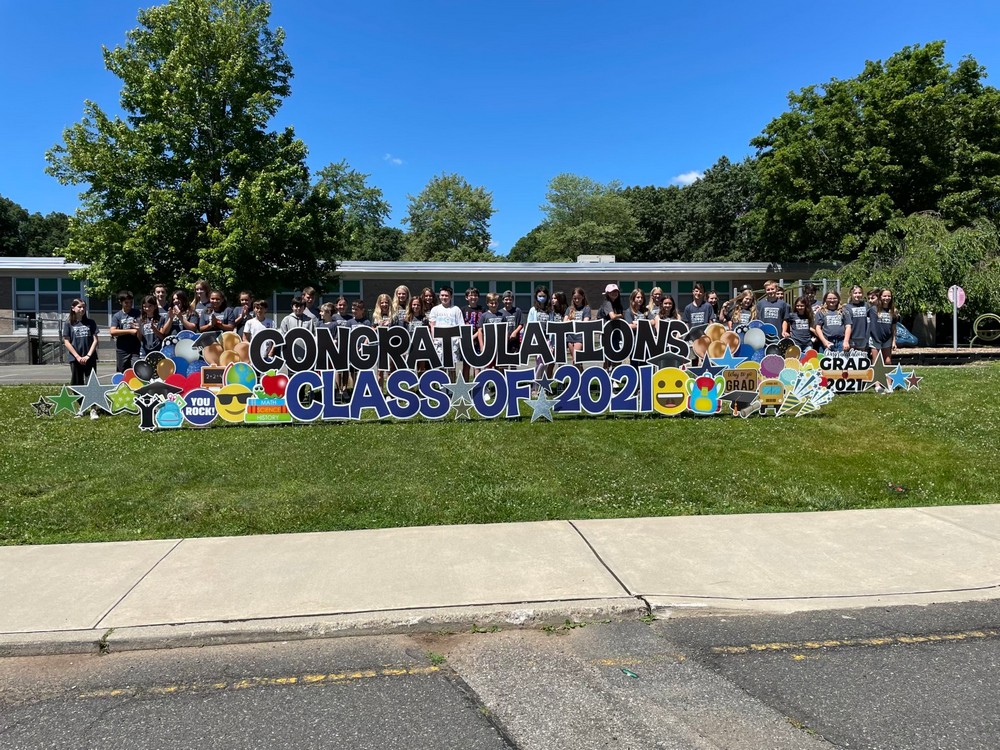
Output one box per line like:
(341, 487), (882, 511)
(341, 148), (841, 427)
(10, 278), (362, 331)
(9, 277), (738, 330)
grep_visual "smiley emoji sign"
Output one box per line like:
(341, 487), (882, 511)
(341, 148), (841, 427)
(652, 367), (689, 416)
(214, 384), (253, 423)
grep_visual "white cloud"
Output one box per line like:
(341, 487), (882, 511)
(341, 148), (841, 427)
(672, 170), (703, 187)
(383, 153), (404, 166)
(489, 240), (499, 250)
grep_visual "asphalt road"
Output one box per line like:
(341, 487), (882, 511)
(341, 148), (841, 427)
(1, 600), (998, 749)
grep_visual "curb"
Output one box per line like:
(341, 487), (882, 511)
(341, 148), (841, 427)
(0, 598), (648, 658)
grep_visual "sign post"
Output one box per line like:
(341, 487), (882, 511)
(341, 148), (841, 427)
(948, 285), (966, 351)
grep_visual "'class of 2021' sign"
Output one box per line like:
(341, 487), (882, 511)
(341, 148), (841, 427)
(31, 319), (922, 430)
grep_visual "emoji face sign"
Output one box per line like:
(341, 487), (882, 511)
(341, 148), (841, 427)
(215, 384), (252, 423)
(652, 367), (689, 416)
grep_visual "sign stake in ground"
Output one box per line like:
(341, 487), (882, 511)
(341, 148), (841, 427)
(948, 285), (966, 352)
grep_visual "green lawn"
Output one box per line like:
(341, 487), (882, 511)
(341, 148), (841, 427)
(1, 363), (998, 545)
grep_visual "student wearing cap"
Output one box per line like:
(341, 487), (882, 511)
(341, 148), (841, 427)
(598, 283), (623, 321)
(598, 283), (624, 369)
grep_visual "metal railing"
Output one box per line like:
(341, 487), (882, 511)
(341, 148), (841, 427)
(0, 315), (87, 365)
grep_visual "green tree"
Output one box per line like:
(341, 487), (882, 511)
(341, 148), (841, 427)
(840, 212), (1000, 318)
(533, 173), (642, 262)
(0, 195), (71, 257)
(0, 197), (31, 257)
(748, 42), (1000, 264)
(314, 160), (401, 261)
(620, 158), (758, 262)
(46, 0), (342, 297)
(403, 173), (495, 262)
(506, 225), (547, 262)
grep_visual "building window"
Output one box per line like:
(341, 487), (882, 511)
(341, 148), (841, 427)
(271, 279), (364, 315)
(13, 277), (87, 330)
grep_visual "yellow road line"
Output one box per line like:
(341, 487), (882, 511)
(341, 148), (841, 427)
(592, 653), (686, 667)
(711, 628), (1000, 655)
(77, 665), (441, 700)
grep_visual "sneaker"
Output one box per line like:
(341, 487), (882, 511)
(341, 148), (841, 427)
(90, 408), (99, 420)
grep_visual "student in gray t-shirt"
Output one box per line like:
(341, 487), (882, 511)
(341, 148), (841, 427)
(814, 290), (849, 353)
(63, 298), (99, 385)
(109, 290), (141, 373)
(754, 280), (790, 337)
(842, 285), (870, 352)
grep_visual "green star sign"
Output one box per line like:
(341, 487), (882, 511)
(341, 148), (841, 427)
(48, 386), (82, 416)
(107, 382), (139, 414)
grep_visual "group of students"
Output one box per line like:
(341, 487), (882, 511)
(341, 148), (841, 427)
(719, 281), (900, 363)
(62, 281), (270, 384)
(61, 278), (902, 388)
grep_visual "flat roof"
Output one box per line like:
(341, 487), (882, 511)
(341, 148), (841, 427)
(335, 261), (798, 277)
(0, 257), (87, 272)
(1, 257), (820, 278)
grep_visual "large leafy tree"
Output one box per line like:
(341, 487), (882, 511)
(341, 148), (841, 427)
(620, 157), (758, 262)
(748, 42), (1000, 264)
(840, 212), (1000, 318)
(510, 174), (641, 262)
(0, 196), (70, 257)
(46, 0), (342, 297)
(403, 173), (495, 262)
(315, 160), (402, 261)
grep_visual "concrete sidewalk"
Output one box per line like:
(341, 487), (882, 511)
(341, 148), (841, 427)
(2, 505), (999, 656)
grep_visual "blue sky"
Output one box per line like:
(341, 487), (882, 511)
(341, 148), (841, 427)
(3, 1), (1000, 255)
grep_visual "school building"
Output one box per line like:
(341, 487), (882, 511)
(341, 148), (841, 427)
(0, 255), (826, 362)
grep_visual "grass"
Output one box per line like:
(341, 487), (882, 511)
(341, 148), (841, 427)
(1, 363), (998, 545)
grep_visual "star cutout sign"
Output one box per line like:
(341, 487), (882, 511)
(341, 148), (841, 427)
(533, 372), (555, 395)
(688, 359), (726, 380)
(31, 396), (54, 417)
(868, 350), (891, 390)
(887, 364), (910, 392)
(452, 400), (473, 420)
(48, 386), (82, 416)
(709, 348), (748, 370)
(906, 372), (923, 390)
(71, 370), (116, 413)
(444, 373), (477, 405)
(525, 390), (556, 422)
(107, 382), (139, 414)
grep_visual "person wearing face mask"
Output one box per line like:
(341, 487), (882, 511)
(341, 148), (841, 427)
(527, 286), (552, 389)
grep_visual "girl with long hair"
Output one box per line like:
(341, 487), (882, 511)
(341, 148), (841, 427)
(565, 287), (591, 369)
(814, 290), (849, 354)
(868, 288), (898, 363)
(165, 289), (199, 335)
(390, 285), (410, 319)
(63, 298), (98, 386)
(527, 285), (552, 387)
(137, 294), (167, 356)
(728, 290), (756, 329)
(372, 293), (394, 327)
(787, 296), (816, 351)
(624, 288), (646, 330)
